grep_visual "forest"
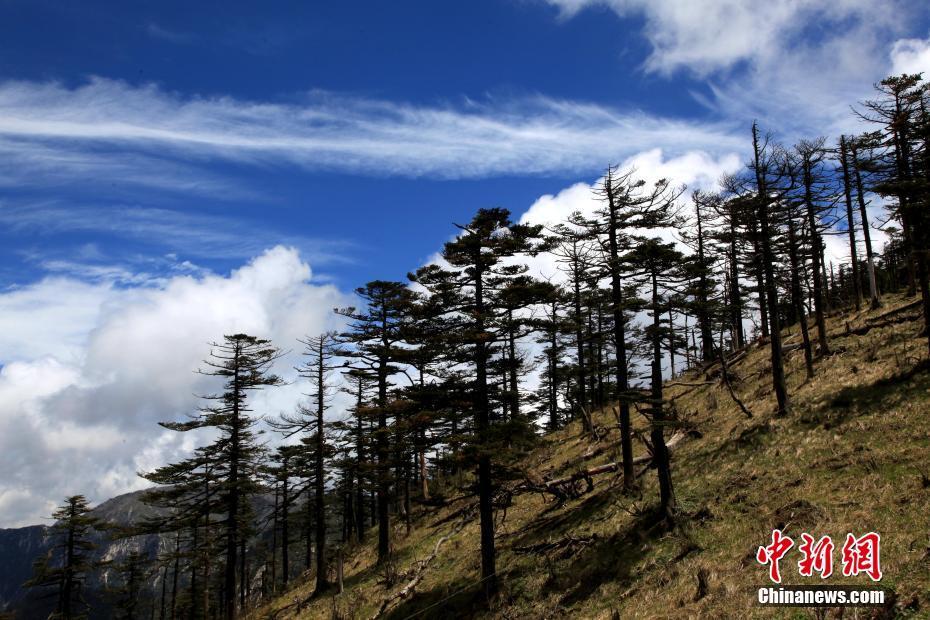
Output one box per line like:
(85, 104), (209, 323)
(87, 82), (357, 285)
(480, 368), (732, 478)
(8, 72), (930, 620)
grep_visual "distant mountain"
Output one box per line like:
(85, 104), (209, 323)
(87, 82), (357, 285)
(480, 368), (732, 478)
(0, 524), (47, 612)
(0, 490), (168, 619)
(0, 489), (277, 619)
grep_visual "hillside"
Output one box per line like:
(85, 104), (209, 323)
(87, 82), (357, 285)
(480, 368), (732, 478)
(252, 293), (930, 620)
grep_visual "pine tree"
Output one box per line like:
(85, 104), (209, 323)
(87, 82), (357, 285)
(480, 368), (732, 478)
(570, 166), (682, 489)
(724, 124), (793, 415)
(858, 74), (929, 351)
(793, 138), (835, 356)
(339, 368), (376, 540)
(109, 549), (151, 620)
(26, 495), (103, 620)
(147, 334), (284, 620)
(411, 207), (551, 598)
(681, 191), (722, 362)
(298, 333), (340, 595)
(625, 239), (689, 521)
(849, 134), (883, 309)
(551, 225), (597, 429)
(337, 282), (417, 564)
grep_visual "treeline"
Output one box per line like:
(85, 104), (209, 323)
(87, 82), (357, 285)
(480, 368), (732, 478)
(20, 73), (930, 620)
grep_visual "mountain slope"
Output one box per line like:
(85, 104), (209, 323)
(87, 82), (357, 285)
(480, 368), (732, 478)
(254, 293), (930, 619)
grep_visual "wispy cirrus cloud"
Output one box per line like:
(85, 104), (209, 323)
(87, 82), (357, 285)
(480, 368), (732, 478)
(0, 77), (742, 183)
(0, 202), (354, 266)
(0, 135), (248, 197)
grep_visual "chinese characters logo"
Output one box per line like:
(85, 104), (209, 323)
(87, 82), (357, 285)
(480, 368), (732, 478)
(757, 530), (882, 583)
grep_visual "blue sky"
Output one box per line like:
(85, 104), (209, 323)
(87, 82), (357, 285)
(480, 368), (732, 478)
(1, 0), (929, 526)
(0, 0), (739, 288)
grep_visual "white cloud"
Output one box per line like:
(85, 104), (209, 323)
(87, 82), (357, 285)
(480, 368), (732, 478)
(0, 78), (742, 182)
(543, 0), (903, 76)
(542, 0), (917, 143)
(0, 246), (351, 527)
(0, 202), (352, 265)
(0, 278), (111, 363)
(891, 32), (930, 76)
(520, 148), (740, 228)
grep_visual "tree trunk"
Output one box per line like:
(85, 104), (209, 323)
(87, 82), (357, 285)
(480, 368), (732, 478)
(473, 263), (498, 598)
(315, 340), (328, 594)
(728, 228), (745, 349)
(802, 158), (830, 355)
(840, 136), (862, 310)
(355, 391), (366, 543)
(787, 215), (814, 380)
(850, 140), (881, 309)
(650, 271), (676, 521)
(752, 123), (790, 416)
(376, 312), (391, 564)
(605, 180), (635, 491)
(225, 345), (242, 620)
(281, 462), (289, 587)
(572, 256), (588, 428)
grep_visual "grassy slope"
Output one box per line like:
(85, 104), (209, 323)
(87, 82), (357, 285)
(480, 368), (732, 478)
(254, 293), (930, 620)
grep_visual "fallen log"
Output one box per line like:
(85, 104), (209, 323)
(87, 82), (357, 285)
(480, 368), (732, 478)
(665, 381), (716, 388)
(703, 349), (749, 379)
(867, 299), (921, 324)
(520, 432), (687, 499)
(512, 534), (597, 556)
(829, 311), (921, 340)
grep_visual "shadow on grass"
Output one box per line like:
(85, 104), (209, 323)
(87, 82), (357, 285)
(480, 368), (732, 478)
(502, 484), (622, 551)
(549, 506), (672, 608)
(382, 575), (487, 620)
(384, 506), (679, 618)
(692, 420), (774, 463)
(803, 359), (930, 428)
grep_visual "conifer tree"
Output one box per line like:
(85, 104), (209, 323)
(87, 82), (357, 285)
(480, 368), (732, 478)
(724, 125), (793, 415)
(411, 207), (550, 597)
(297, 333), (340, 595)
(682, 191), (722, 361)
(849, 134), (883, 309)
(337, 282), (417, 564)
(793, 138), (835, 356)
(339, 368), (376, 540)
(625, 239), (688, 521)
(551, 225), (596, 429)
(110, 549), (150, 620)
(859, 75), (930, 351)
(571, 167), (682, 489)
(147, 334), (283, 620)
(26, 495), (103, 620)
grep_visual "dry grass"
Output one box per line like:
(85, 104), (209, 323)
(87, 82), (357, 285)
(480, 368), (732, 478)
(249, 292), (930, 620)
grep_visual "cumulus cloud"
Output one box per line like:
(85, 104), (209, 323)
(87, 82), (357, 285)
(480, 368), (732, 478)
(516, 149), (739, 282)
(0, 246), (351, 527)
(520, 148), (741, 231)
(891, 32), (930, 76)
(0, 78), (742, 184)
(543, 0), (902, 76)
(541, 0), (917, 142)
